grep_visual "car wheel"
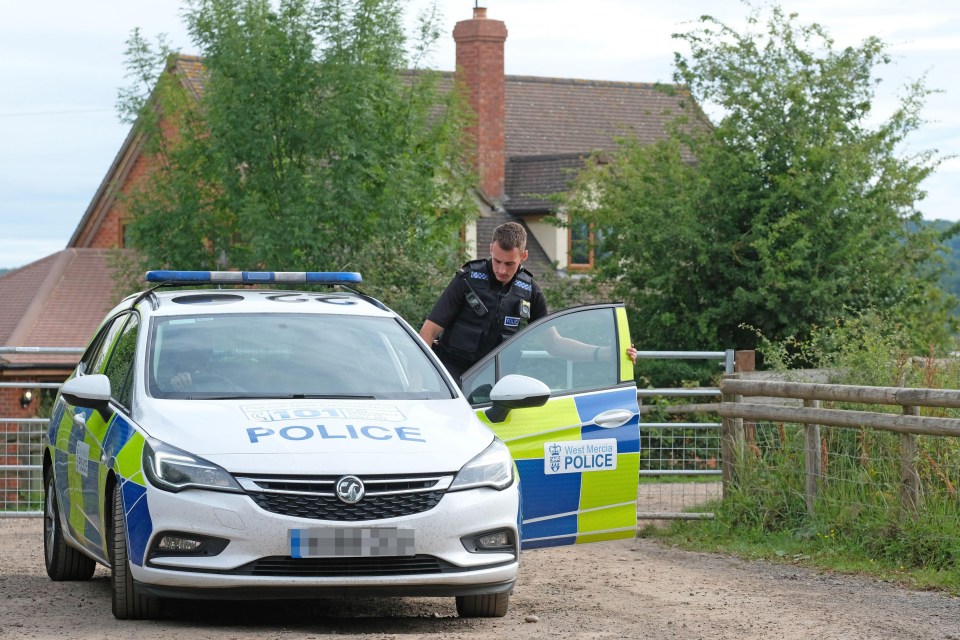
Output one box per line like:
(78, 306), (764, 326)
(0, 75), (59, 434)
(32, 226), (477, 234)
(456, 592), (510, 618)
(110, 486), (161, 620)
(43, 471), (95, 581)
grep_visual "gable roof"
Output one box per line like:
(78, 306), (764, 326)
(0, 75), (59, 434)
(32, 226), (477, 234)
(68, 55), (207, 250)
(501, 76), (686, 215)
(0, 249), (123, 368)
(504, 153), (589, 214)
(66, 57), (688, 285)
(503, 75), (683, 157)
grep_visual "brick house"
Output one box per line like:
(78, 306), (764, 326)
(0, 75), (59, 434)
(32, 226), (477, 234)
(0, 6), (689, 411)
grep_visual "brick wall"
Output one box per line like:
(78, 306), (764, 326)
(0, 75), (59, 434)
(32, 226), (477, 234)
(79, 113), (178, 250)
(454, 7), (507, 201)
(0, 386), (35, 420)
(87, 146), (158, 249)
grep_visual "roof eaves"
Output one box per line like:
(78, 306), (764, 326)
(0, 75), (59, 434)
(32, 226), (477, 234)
(67, 128), (146, 248)
(5, 250), (75, 347)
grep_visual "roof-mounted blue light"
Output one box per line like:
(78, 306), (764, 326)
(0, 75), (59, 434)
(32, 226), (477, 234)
(145, 270), (362, 285)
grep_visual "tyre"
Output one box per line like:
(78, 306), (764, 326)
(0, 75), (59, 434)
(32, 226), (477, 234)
(456, 592), (510, 617)
(43, 471), (95, 581)
(110, 486), (161, 620)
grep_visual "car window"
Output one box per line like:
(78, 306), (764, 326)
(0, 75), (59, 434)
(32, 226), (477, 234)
(463, 307), (618, 403)
(147, 313), (453, 400)
(103, 314), (140, 409)
(79, 314), (129, 377)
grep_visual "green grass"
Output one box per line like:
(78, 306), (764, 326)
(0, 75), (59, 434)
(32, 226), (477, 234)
(643, 495), (960, 596)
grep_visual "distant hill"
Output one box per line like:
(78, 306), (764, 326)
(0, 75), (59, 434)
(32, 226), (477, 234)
(928, 219), (960, 309)
(0, 268), (9, 278)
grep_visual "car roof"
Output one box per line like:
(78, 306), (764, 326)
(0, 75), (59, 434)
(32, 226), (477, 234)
(141, 288), (396, 319)
(105, 271), (397, 322)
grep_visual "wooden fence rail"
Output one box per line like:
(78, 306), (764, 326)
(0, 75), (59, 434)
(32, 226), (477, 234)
(718, 374), (960, 516)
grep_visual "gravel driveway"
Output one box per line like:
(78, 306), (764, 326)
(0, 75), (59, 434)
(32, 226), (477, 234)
(1, 517), (957, 639)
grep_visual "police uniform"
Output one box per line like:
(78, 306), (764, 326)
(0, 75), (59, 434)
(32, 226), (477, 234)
(427, 258), (548, 380)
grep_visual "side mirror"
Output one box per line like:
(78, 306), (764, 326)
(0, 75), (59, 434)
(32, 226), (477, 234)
(59, 375), (112, 415)
(485, 374), (551, 423)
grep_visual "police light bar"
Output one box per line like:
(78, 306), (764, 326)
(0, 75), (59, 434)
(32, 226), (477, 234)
(145, 270), (362, 285)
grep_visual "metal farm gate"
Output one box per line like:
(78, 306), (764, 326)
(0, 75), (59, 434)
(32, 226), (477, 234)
(0, 347), (83, 516)
(1, 347), (734, 522)
(635, 350), (734, 521)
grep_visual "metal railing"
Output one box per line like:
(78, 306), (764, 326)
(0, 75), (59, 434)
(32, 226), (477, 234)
(635, 350), (734, 521)
(0, 347), (81, 516)
(0, 418), (46, 516)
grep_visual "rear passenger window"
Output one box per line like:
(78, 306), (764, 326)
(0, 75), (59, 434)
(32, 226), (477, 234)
(103, 315), (140, 409)
(80, 314), (128, 376)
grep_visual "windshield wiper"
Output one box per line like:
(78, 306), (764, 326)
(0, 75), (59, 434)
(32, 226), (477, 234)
(183, 393), (377, 400)
(287, 393), (377, 399)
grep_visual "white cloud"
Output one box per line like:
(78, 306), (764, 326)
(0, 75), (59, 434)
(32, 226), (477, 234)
(1, 0), (959, 268)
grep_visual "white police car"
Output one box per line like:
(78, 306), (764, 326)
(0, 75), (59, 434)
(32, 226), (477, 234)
(43, 271), (640, 619)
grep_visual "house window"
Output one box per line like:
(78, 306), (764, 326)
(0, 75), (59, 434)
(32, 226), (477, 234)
(569, 222), (606, 270)
(567, 222), (608, 269)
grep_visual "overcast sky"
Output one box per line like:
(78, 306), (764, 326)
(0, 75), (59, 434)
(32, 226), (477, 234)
(2, 0), (958, 270)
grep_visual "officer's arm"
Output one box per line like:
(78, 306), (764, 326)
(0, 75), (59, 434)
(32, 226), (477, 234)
(419, 319), (444, 346)
(541, 327), (598, 361)
(542, 327), (637, 363)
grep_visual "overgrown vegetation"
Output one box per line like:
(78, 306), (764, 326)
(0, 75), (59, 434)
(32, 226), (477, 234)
(563, 4), (957, 354)
(650, 309), (960, 595)
(115, 0), (475, 324)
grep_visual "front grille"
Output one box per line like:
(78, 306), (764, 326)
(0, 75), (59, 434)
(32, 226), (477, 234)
(249, 491), (444, 520)
(229, 555), (454, 577)
(238, 474), (452, 521)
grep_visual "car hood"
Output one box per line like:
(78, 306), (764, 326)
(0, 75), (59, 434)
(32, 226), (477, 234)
(133, 397), (492, 475)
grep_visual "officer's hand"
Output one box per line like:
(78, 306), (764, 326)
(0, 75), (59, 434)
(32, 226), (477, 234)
(597, 345), (637, 363)
(170, 372), (193, 391)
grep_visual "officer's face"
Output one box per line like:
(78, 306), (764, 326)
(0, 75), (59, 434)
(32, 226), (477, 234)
(489, 242), (528, 284)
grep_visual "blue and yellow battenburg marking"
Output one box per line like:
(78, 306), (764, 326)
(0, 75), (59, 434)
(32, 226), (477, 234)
(483, 385), (640, 550)
(48, 401), (152, 566)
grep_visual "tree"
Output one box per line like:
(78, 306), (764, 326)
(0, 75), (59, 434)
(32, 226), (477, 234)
(116, 0), (475, 323)
(564, 4), (955, 355)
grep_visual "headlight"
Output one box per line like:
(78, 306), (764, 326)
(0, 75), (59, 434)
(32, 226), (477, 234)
(449, 439), (514, 492)
(143, 439), (243, 493)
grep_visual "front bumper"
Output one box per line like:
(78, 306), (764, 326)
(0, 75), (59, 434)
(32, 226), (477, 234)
(129, 480), (520, 598)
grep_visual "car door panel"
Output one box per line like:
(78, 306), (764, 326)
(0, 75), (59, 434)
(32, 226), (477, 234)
(465, 303), (640, 550)
(51, 312), (131, 559)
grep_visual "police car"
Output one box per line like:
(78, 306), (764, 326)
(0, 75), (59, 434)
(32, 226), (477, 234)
(42, 271), (640, 620)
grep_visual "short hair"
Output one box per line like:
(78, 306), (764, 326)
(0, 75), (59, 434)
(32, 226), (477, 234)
(492, 222), (527, 252)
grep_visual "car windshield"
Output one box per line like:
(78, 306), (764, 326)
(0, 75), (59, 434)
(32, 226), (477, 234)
(147, 313), (453, 400)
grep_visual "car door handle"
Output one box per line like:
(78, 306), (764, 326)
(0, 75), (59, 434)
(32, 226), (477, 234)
(592, 409), (634, 428)
(73, 414), (86, 427)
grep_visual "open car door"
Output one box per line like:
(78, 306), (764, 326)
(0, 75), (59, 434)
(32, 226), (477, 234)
(461, 303), (639, 550)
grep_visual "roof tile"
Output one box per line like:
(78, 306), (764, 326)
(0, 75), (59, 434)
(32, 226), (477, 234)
(0, 249), (126, 367)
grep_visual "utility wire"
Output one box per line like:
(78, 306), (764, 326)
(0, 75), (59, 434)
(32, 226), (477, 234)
(0, 108), (112, 118)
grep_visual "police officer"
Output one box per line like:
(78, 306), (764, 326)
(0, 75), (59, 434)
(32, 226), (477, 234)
(419, 222), (546, 381)
(420, 222), (638, 382)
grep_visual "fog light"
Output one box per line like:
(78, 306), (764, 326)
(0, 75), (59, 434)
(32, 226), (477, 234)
(147, 531), (229, 563)
(461, 528), (515, 554)
(477, 531), (511, 549)
(157, 535), (204, 552)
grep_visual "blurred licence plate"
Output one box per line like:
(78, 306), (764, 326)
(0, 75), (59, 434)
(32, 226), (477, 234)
(289, 528), (415, 558)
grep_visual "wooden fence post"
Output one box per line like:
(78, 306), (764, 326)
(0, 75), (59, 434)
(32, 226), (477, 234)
(803, 399), (821, 517)
(901, 405), (920, 516)
(735, 351), (756, 451)
(721, 372), (742, 496)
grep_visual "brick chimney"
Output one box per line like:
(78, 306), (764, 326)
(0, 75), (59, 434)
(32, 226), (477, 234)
(453, 6), (507, 202)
